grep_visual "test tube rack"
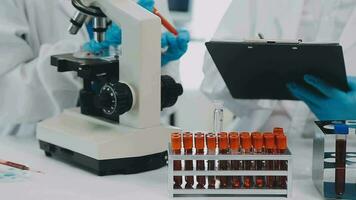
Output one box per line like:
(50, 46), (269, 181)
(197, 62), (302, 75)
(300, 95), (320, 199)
(168, 143), (293, 198)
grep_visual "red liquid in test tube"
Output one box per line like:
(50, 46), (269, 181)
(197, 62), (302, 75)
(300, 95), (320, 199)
(206, 133), (217, 189)
(218, 132), (229, 189)
(252, 132), (265, 188)
(241, 133), (252, 188)
(334, 124), (348, 197)
(194, 132), (206, 189)
(171, 133), (182, 189)
(264, 133), (276, 188)
(229, 132), (241, 188)
(276, 134), (288, 189)
(183, 132), (194, 189)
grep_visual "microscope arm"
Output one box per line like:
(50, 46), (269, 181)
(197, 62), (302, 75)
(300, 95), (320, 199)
(79, 0), (162, 128)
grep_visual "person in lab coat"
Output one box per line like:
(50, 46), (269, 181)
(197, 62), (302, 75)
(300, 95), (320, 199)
(201, 0), (356, 136)
(0, 0), (188, 136)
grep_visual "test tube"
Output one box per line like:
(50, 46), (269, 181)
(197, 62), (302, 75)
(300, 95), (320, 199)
(264, 133), (276, 188)
(206, 133), (217, 189)
(241, 133), (252, 188)
(276, 134), (287, 189)
(218, 132), (229, 188)
(252, 132), (265, 188)
(171, 133), (182, 189)
(334, 124), (348, 197)
(195, 132), (206, 189)
(273, 128), (284, 186)
(183, 132), (194, 189)
(229, 132), (241, 188)
(213, 101), (224, 134)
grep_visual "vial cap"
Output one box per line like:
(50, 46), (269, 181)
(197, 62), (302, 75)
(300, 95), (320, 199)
(240, 132), (250, 137)
(273, 127), (285, 135)
(183, 132), (193, 149)
(334, 124), (349, 134)
(206, 133), (217, 150)
(194, 132), (205, 150)
(241, 134), (252, 151)
(264, 132), (275, 149)
(252, 132), (263, 150)
(229, 132), (240, 150)
(171, 132), (181, 150)
(276, 134), (287, 150)
(218, 132), (229, 150)
(251, 131), (261, 138)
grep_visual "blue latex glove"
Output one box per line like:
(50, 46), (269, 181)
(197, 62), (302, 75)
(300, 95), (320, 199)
(83, 0), (154, 54)
(137, 0), (154, 12)
(83, 23), (122, 55)
(161, 29), (190, 66)
(287, 75), (356, 120)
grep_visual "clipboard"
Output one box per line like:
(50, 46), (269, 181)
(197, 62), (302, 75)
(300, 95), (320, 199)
(205, 40), (349, 100)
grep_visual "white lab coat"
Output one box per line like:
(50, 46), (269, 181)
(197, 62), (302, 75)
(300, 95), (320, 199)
(0, 0), (178, 136)
(201, 0), (356, 136)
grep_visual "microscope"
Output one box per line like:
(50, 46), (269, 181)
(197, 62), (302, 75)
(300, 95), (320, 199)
(36, 0), (183, 175)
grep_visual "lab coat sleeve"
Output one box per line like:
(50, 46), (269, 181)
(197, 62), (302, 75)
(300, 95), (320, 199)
(0, 1), (82, 125)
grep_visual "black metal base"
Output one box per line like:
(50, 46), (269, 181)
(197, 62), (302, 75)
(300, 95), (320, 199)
(39, 140), (167, 176)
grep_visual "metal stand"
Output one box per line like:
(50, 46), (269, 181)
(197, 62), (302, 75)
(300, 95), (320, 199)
(168, 144), (293, 198)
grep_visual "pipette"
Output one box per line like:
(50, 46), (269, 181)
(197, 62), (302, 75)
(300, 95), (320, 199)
(153, 7), (178, 36)
(0, 159), (43, 174)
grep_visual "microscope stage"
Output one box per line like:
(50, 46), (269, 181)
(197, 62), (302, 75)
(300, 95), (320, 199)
(37, 108), (178, 175)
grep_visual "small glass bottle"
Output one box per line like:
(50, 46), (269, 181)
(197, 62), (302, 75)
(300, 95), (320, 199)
(171, 133), (182, 189)
(183, 132), (194, 189)
(229, 132), (241, 188)
(213, 101), (224, 134)
(195, 132), (206, 189)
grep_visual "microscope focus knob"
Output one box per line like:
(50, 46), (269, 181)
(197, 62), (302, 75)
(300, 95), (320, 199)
(161, 75), (183, 109)
(98, 81), (134, 116)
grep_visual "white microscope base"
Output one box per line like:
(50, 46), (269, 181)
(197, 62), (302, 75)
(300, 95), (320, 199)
(37, 108), (178, 175)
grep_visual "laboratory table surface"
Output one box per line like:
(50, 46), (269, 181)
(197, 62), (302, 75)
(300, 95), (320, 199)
(0, 135), (324, 200)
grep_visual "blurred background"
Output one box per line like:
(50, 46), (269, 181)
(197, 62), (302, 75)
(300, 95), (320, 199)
(168, 0), (239, 132)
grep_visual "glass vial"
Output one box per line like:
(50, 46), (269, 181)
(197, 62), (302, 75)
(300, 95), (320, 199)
(252, 132), (265, 188)
(264, 132), (276, 188)
(229, 132), (241, 188)
(195, 132), (206, 189)
(171, 133), (182, 189)
(183, 132), (194, 189)
(241, 133), (253, 188)
(206, 133), (217, 189)
(218, 132), (229, 188)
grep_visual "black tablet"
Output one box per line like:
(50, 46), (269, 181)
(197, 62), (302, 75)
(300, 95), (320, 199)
(205, 40), (349, 100)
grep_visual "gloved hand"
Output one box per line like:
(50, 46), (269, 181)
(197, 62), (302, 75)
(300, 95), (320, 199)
(83, 0), (154, 54)
(84, 0), (190, 66)
(83, 22), (121, 55)
(161, 29), (190, 66)
(287, 75), (356, 120)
